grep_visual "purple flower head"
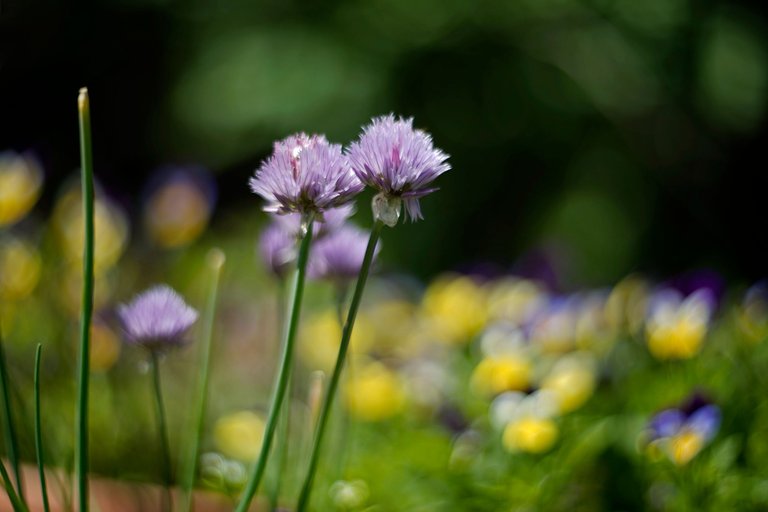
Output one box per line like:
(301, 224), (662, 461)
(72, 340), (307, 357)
(250, 133), (363, 216)
(117, 285), (198, 350)
(259, 222), (297, 279)
(308, 224), (379, 282)
(347, 115), (450, 224)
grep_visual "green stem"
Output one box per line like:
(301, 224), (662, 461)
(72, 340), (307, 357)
(295, 221), (383, 512)
(0, 458), (27, 512)
(34, 344), (50, 512)
(0, 316), (22, 502)
(234, 216), (315, 512)
(179, 249), (225, 512)
(268, 278), (289, 512)
(150, 351), (173, 512)
(76, 87), (95, 512)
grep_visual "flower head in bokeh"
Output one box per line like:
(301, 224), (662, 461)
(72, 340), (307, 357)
(0, 151), (43, 227)
(347, 115), (450, 224)
(645, 288), (715, 360)
(258, 222), (297, 280)
(491, 391), (559, 454)
(117, 285), (198, 351)
(647, 394), (720, 465)
(250, 133), (362, 216)
(308, 224), (378, 283)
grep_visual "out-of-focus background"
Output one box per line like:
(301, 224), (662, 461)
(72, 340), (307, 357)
(2, 0), (767, 285)
(3, 2), (768, 511)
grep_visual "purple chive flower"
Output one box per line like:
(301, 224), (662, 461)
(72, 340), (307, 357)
(308, 224), (379, 282)
(259, 222), (298, 279)
(249, 133), (363, 216)
(117, 285), (198, 350)
(347, 114), (450, 224)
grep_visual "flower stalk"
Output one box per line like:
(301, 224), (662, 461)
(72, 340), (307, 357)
(149, 350), (173, 512)
(179, 249), (226, 512)
(295, 220), (384, 511)
(34, 344), (51, 512)
(235, 215), (316, 512)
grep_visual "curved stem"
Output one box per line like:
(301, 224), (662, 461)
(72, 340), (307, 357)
(179, 249), (225, 512)
(0, 316), (22, 502)
(0, 459), (27, 512)
(34, 344), (51, 512)
(295, 221), (383, 512)
(234, 216), (315, 512)
(150, 351), (173, 512)
(76, 87), (95, 512)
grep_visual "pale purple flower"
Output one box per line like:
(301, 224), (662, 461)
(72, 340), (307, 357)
(259, 222), (297, 279)
(308, 224), (379, 282)
(117, 285), (198, 350)
(346, 115), (450, 222)
(249, 133), (363, 216)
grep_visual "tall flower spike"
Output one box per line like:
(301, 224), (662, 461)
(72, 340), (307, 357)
(117, 285), (198, 350)
(347, 114), (451, 225)
(250, 133), (363, 216)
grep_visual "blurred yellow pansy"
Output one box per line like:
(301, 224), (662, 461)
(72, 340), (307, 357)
(541, 355), (596, 414)
(214, 411), (265, 461)
(344, 361), (405, 421)
(502, 417), (558, 454)
(646, 290), (713, 360)
(299, 310), (374, 372)
(0, 237), (41, 301)
(471, 355), (531, 396)
(0, 152), (43, 227)
(422, 274), (487, 345)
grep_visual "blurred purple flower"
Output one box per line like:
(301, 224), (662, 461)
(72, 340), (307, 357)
(117, 285), (198, 350)
(649, 395), (721, 442)
(249, 133), (363, 216)
(308, 224), (379, 282)
(347, 115), (450, 222)
(259, 222), (298, 279)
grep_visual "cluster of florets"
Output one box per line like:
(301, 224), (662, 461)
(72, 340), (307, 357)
(250, 116), (450, 227)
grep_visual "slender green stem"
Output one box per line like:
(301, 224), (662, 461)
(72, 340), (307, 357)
(179, 249), (225, 512)
(268, 278), (289, 512)
(0, 458), (27, 512)
(33, 344), (50, 512)
(295, 221), (383, 512)
(0, 317), (23, 501)
(76, 87), (95, 512)
(150, 351), (173, 512)
(234, 216), (315, 512)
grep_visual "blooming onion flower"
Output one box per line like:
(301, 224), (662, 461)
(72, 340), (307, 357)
(117, 284), (198, 351)
(347, 115), (450, 225)
(249, 133), (363, 217)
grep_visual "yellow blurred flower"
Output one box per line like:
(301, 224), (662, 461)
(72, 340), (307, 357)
(299, 310), (374, 372)
(344, 361), (405, 422)
(471, 355), (531, 396)
(502, 417), (558, 454)
(0, 152), (43, 227)
(52, 187), (129, 275)
(486, 278), (546, 325)
(422, 274), (487, 344)
(646, 290), (712, 360)
(605, 275), (650, 334)
(541, 354), (596, 413)
(669, 429), (705, 466)
(528, 302), (577, 354)
(144, 168), (214, 248)
(59, 270), (115, 316)
(214, 411), (265, 461)
(366, 300), (418, 355)
(90, 322), (121, 372)
(0, 237), (41, 301)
